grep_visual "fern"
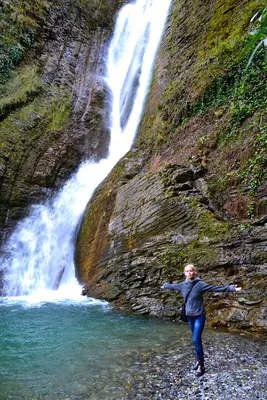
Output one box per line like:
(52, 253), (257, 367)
(245, 6), (267, 69)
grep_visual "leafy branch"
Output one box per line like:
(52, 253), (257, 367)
(245, 6), (267, 69)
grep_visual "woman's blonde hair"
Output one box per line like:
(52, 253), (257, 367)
(184, 264), (196, 272)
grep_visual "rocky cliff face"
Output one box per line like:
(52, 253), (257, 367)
(76, 0), (267, 335)
(76, 160), (267, 335)
(1, 0), (266, 335)
(0, 0), (123, 246)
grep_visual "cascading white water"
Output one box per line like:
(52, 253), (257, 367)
(0, 0), (171, 300)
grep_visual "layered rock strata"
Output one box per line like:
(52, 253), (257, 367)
(76, 162), (267, 335)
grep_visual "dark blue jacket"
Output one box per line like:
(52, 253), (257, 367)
(162, 277), (236, 316)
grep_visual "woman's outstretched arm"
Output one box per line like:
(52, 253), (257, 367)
(200, 282), (242, 292)
(160, 282), (182, 291)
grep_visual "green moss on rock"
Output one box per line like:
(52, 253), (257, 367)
(0, 0), (52, 83)
(0, 64), (44, 119)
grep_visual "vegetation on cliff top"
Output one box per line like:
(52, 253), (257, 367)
(0, 0), (52, 83)
(137, 0), (267, 220)
(0, 0), (124, 84)
(245, 5), (267, 67)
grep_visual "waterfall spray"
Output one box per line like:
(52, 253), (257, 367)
(0, 0), (171, 299)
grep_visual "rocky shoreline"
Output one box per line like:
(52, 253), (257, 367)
(32, 319), (267, 400)
(122, 327), (267, 400)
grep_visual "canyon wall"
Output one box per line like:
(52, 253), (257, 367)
(75, 0), (267, 335)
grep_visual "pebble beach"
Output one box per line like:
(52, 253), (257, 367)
(123, 327), (267, 400)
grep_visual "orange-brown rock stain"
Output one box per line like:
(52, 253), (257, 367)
(75, 179), (117, 285)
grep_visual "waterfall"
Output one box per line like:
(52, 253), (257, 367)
(0, 0), (171, 299)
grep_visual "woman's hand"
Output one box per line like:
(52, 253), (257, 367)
(161, 282), (168, 289)
(235, 285), (242, 292)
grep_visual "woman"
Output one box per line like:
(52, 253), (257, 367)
(161, 264), (242, 377)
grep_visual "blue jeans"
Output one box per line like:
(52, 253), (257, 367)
(187, 315), (206, 362)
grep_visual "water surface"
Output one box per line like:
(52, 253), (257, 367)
(0, 298), (187, 400)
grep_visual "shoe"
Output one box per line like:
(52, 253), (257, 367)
(195, 361), (205, 377)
